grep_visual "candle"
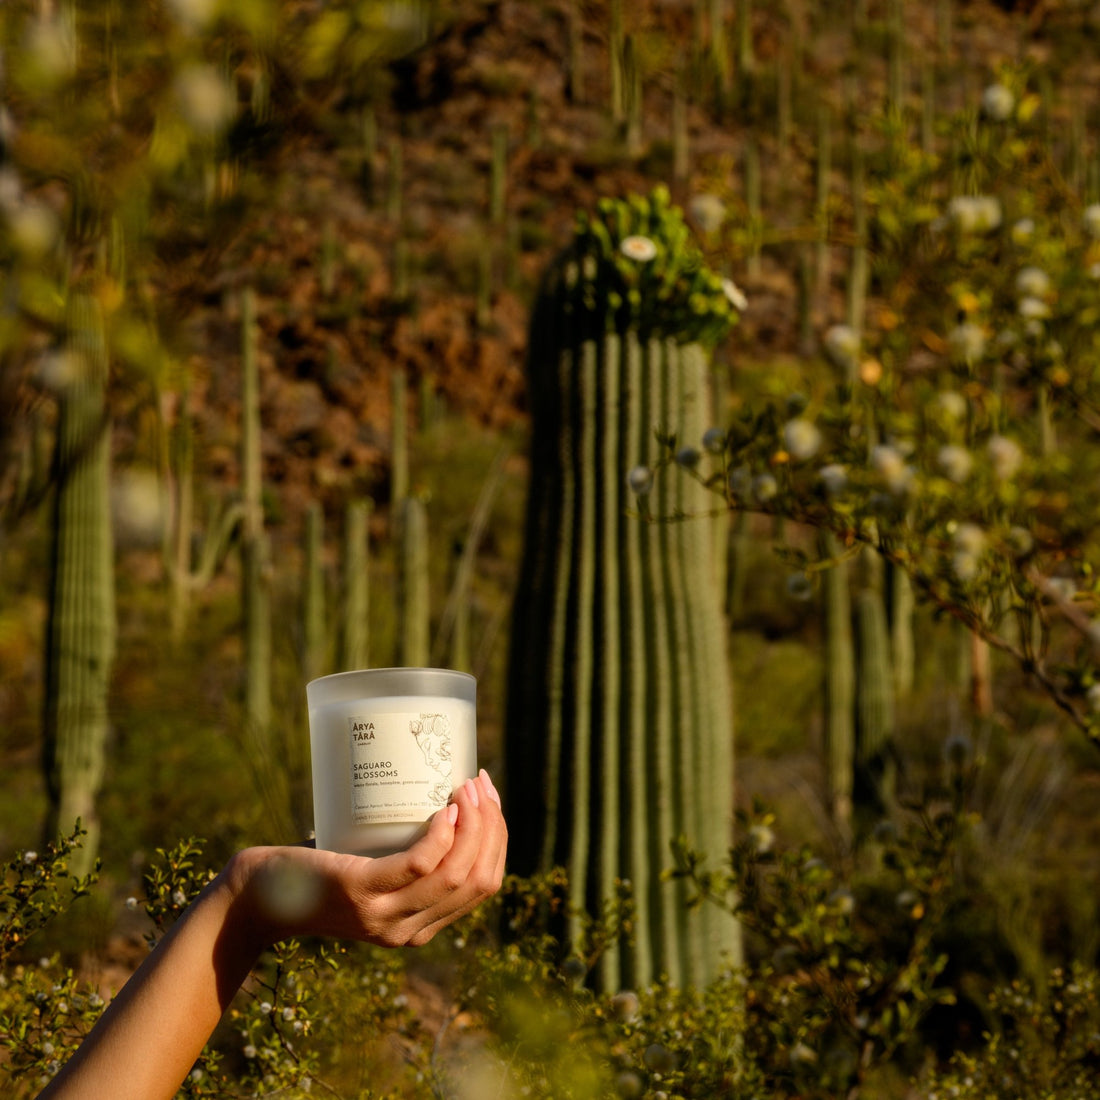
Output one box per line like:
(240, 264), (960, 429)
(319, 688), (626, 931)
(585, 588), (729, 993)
(307, 667), (477, 856)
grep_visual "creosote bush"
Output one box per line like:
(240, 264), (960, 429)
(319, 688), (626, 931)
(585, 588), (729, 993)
(3, 813), (1099, 1098)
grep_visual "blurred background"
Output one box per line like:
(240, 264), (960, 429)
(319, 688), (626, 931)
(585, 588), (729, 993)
(1, 0), (1100, 1091)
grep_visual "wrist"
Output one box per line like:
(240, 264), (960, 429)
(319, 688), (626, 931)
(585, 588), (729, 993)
(221, 847), (328, 947)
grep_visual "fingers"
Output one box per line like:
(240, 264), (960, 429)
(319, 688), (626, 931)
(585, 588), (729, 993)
(386, 771), (508, 945)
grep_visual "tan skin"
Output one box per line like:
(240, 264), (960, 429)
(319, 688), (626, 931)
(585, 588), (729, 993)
(38, 770), (507, 1100)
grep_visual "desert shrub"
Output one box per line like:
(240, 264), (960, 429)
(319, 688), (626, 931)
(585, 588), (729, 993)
(3, 822), (1099, 1099)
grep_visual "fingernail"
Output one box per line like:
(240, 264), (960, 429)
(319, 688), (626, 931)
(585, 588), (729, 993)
(480, 768), (502, 808)
(447, 802), (459, 826)
(465, 777), (480, 808)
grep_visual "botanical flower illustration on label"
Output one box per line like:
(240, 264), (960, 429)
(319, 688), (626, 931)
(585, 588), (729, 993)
(348, 711), (454, 824)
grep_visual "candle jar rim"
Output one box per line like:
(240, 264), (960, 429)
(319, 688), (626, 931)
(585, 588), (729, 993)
(307, 667), (476, 708)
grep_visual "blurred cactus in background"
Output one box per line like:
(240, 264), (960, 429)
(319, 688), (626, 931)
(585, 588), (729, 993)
(506, 188), (743, 989)
(42, 295), (116, 876)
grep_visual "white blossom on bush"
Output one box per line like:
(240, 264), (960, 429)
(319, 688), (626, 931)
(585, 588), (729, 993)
(782, 417), (822, 461)
(981, 83), (1015, 121)
(819, 463), (848, 496)
(823, 324), (860, 372)
(1083, 203), (1100, 239)
(948, 321), (986, 366)
(934, 390), (968, 421)
(1015, 266), (1051, 299)
(752, 473), (778, 502)
(872, 444), (912, 494)
(948, 194), (1002, 234)
(937, 445), (974, 483)
(626, 465), (653, 496)
(987, 434), (1023, 481)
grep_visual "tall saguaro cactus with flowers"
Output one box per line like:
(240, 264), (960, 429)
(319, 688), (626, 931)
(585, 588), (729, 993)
(506, 189), (743, 990)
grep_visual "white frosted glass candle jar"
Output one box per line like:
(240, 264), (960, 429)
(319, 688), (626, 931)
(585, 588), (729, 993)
(307, 667), (477, 857)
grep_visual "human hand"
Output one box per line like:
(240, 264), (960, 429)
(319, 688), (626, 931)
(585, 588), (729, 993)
(228, 769), (507, 949)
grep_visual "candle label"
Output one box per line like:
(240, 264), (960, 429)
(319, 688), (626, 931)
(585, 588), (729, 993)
(348, 711), (455, 824)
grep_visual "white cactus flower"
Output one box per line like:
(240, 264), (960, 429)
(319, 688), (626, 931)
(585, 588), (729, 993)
(619, 235), (657, 262)
(981, 83), (1015, 121)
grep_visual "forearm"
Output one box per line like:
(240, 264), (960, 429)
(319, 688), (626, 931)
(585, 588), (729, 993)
(39, 857), (263, 1100)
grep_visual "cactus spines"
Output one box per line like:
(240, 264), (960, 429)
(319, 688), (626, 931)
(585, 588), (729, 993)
(42, 293), (116, 875)
(506, 190), (741, 988)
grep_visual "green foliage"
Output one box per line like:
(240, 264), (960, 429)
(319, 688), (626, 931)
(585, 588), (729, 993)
(2, 816), (1099, 1099)
(926, 966), (1100, 1100)
(565, 187), (742, 345)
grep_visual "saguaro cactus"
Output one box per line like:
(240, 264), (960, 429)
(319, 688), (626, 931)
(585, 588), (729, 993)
(506, 189), (742, 990)
(42, 294), (116, 875)
(340, 497), (372, 671)
(240, 287), (271, 742)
